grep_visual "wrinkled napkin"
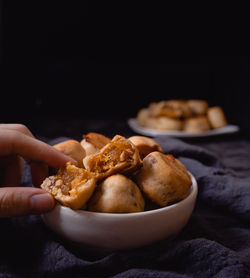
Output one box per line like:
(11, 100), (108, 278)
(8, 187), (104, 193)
(1, 136), (250, 278)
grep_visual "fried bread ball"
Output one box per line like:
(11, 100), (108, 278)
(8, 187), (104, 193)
(187, 100), (208, 116)
(207, 106), (228, 129)
(135, 152), (192, 207)
(81, 132), (111, 156)
(41, 162), (96, 210)
(88, 174), (145, 213)
(53, 140), (86, 167)
(136, 100), (228, 134)
(128, 136), (162, 158)
(144, 116), (183, 130)
(83, 135), (142, 180)
(137, 108), (151, 127)
(149, 100), (192, 119)
(183, 116), (211, 133)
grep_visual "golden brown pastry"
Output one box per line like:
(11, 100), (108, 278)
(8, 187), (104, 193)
(165, 100), (192, 118)
(183, 116), (211, 133)
(41, 162), (96, 210)
(128, 136), (163, 158)
(149, 100), (192, 119)
(187, 100), (208, 116)
(53, 140), (86, 167)
(207, 106), (228, 129)
(135, 152), (192, 207)
(88, 174), (145, 213)
(136, 100), (228, 134)
(144, 116), (183, 130)
(137, 108), (151, 127)
(81, 132), (111, 156)
(83, 135), (142, 180)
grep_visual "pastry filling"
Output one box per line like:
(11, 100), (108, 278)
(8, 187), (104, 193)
(90, 140), (134, 173)
(42, 162), (92, 197)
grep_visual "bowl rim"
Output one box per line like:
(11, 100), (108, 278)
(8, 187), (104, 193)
(53, 171), (198, 218)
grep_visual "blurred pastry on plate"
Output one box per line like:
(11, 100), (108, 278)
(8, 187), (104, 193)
(41, 162), (96, 210)
(81, 132), (111, 156)
(135, 152), (192, 207)
(207, 106), (228, 129)
(53, 140), (86, 167)
(187, 99), (208, 116)
(137, 108), (151, 127)
(83, 135), (142, 180)
(135, 99), (229, 133)
(88, 174), (145, 213)
(128, 136), (163, 158)
(149, 100), (192, 119)
(183, 116), (211, 134)
(144, 116), (183, 130)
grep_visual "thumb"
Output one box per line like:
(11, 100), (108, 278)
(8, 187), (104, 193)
(0, 187), (55, 218)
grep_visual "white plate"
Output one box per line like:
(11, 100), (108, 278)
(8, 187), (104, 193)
(128, 118), (240, 138)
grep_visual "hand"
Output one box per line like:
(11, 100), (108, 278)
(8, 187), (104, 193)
(0, 124), (76, 217)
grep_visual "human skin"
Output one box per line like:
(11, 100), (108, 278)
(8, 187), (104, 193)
(0, 124), (76, 217)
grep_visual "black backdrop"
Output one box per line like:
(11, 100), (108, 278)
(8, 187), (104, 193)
(1, 1), (250, 135)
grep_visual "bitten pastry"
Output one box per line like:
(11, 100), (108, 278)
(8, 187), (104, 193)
(83, 135), (142, 180)
(128, 136), (163, 158)
(187, 100), (208, 116)
(207, 106), (228, 129)
(81, 132), (111, 156)
(41, 162), (96, 210)
(53, 140), (86, 167)
(88, 174), (145, 213)
(135, 152), (192, 207)
(183, 116), (211, 133)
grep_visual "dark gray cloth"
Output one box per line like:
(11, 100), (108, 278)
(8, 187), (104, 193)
(1, 136), (250, 278)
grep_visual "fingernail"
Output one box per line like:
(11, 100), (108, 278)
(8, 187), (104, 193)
(30, 193), (55, 214)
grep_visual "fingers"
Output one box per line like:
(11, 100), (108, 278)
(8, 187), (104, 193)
(0, 129), (77, 168)
(0, 123), (35, 138)
(0, 124), (68, 217)
(0, 124), (77, 192)
(0, 187), (55, 217)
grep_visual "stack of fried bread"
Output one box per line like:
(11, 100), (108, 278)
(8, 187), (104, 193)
(41, 133), (192, 212)
(137, 99), (228, 133)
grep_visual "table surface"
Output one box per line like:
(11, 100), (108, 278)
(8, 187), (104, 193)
(1, 119), (250, 278)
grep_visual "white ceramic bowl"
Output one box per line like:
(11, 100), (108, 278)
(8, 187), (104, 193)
(42, 172), (198, 251)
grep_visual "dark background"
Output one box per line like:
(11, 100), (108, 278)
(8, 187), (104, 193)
(1, 1), (250, 136)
